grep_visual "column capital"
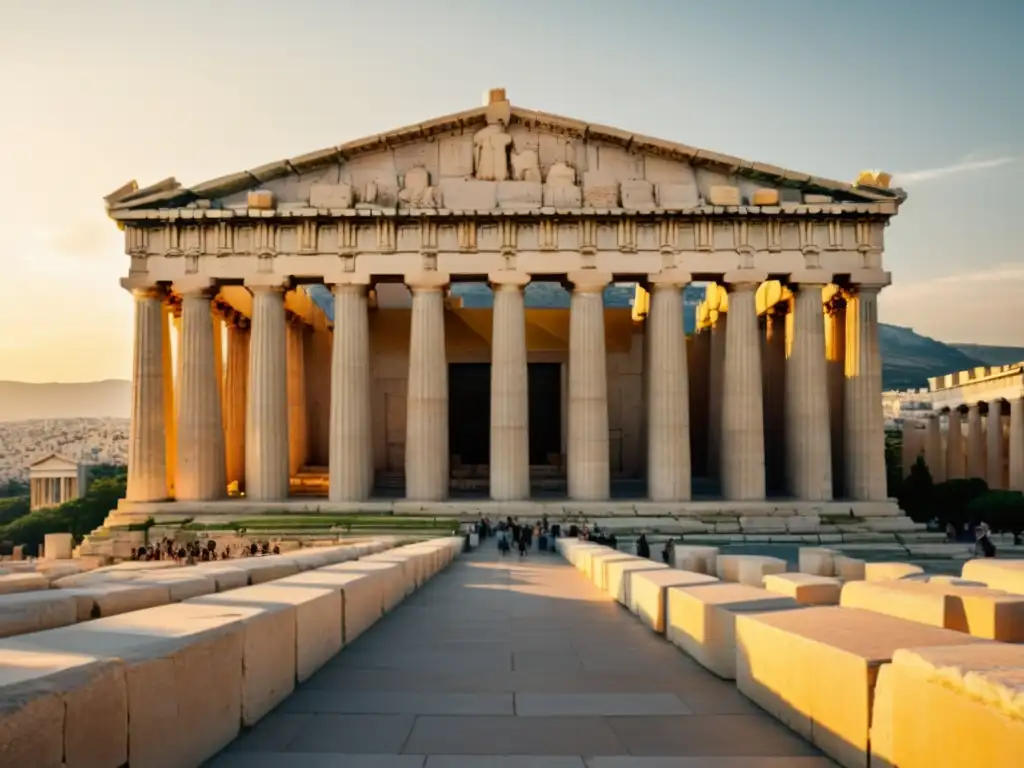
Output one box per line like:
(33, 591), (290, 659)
(326, 274), (372, 287)
(244, 275), (291, 290)
(646, 269), (692, 287)
(787, 269), (834, 286)
(847, 270), (891, 291)
(120, 277), (164, 299)
(332, 282), (369, 296)
(173, 277), (219, 297)
(488, 271), (531, 288)
(405, 272), (450, 291)
(567, 269), (611, 293)
(722, 269), (768, 290)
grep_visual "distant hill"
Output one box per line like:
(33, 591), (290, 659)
(948, 343), (1024, 367)
(878, 325), (985, 390)
(0, 380), (131, 421)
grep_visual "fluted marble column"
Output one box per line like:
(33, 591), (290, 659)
(987, 402), (1005, 489)
(245, 285), (290, 501)
(843, 286), (887, 500)
(825, 295), (846, 498)
(721, 281), (766, 500)
(176, 286), (226, 501)
(966, 403), (986, 479)
(924, 415), (945, 482)
(946, 409), (965, 480)
(785, 284), (832, 500)
(405, 275), (449, 501)
(286, 320), (309, 476)
(329, 284), (373, 501)
(707, 309), (727, 481)
(647, 276), (691, 501)
(762, 305), (787, 494)
(1009, 398), (1024, 491)
(125, 287), (168, 502)
(161, 302), (177, 497)
(212, 310), (225, 408)
(490, 274), (531, 501)
(567, 271), (611, 500)
(223, 320), (249, 491)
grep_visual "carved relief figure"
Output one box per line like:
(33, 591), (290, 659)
(543, 161), (581, 207)
(546, 161), (576, 186)
(399, 167), (442, 208)
(511, 149), (541, 182)
(473, 124), (512, 181)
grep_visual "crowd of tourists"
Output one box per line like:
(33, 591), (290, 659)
(129, 538), (281, 565)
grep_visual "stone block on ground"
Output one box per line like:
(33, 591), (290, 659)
(798, 547), (838, 577)
(43, 533), (73, 560)
(840, 579), (1024, 641)
(61, 583), (172, 620)
(865, 562), (923, 581)
(314, 564), (394, 642)
(833, 554), (866, 581)
(335, 558), (409, 611)
(604, 559), (668, 606)
(629, 568), (718, 633)
(186, 589), (296, 725)
(716, 554), (787, 585)
(665, 582), (799, 679)
(590, 551), (637, 590)
(0, 573), (48, 595)
(192, 564), (250, 592)
(962, 558), (1024, 594)
(763, 573), (842, 605)
(870, 643), (1024, 768)
(0, 646), (126, 768)
(670, 545), (718, 574)
(0, 592), (79, 638)
(227, 556), (301, 585)
(734, 605), (992, 768)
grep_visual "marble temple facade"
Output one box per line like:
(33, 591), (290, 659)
(103, 89), (906, 523)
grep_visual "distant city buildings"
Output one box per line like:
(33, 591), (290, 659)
(882, 389), (935, 429)
(0, 418), (128, 485)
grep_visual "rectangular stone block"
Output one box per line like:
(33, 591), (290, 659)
(734, 606), (991, 768)
(962, 558), (1024, 594)
(228, 557), (301, 585)
(0, 647), (126, 768)
(872, 643), (1024, 768)
(629, 568), (719, 633)
(192, 564), (249, 592)
(43, 533), (73, 560)
(799, 547), (838, 577)
(666, 583), (799, 680)
(0, 573), (48, 594)
(865, 562), (924, 581)
(591, 551), (636, 590)
(497, 180), (542, 208)
(582, 172), (619, 207)
(62, 583), (172, 620)
(543, 182), (582, 207)
(804, 193), (834, 204)
(0, 592), (79, 638)
(349, 557), (413, 608)
(738, 516), (788, 533)
(834, 554), (866, 581)
(438, 178), (497, 209)
(187, 590), (296, 725)
(620, 178), (654, 210)
(315, 564), (391, 642)
(763, 573), (842, 605)
(751, 188), (780, 205)
(605, 559), (668, 606)
(737, 556), (787, 587)
(708, 185), (740, 205)
(309, 182), (353, 209)
(670, 545), (719, 574)
(246, 189), (274, 209)
(656, 181), (699, 208)
(840, 579), (1024, 641)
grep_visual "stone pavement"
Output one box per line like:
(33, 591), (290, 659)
(208, 544), (834, 767)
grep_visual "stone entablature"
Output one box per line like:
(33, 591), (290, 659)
(928, 362), (1024, 412)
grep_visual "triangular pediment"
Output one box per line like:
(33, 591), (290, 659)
(106, 94), (903, 216)
(29, 453), (79, 471)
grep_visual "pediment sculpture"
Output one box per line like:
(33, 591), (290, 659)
(511, 149), (541, 182)
(473, 124), (513, 181)
(398, 167), (442, 208)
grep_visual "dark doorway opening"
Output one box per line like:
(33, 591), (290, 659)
(448, 362), (564, 470)
(528, 363), (561, 465)
(449, 363), (490, 466)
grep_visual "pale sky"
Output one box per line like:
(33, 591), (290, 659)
(1, 0), (1021, 382)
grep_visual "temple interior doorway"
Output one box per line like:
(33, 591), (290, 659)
(528, 362), (562, 466)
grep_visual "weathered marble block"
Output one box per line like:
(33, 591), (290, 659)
(962, 558), (1024, 594)
(734, 606), (991, 768)
(438, 178), (497, 209)
(229, 557), (301, 585)
(590, 551), (635, 591)
(620, 179), (654, 210)
(61, 583), (172, 620)
(247, 189), (275, 209)
(43, 533), (73, 560)
(865, 562), (924, 582)
(708, 185), (740, 206)
(582, 172), (619, 207)
(666, 583), (799, 679)
(656, 181), (699, 208)
(804, 193), (833, 204)
(737, 556), (787, 587)
(605, 559), (669, 607)
(309, 183), (353, 209)
(187, 590), (296, 725)
(317, 564), (393, 642)
(348, 557), (413, 608)
(763, 573), (842, 605)
(671, 545), (719, 575)
(798, 547), (838, 577)
(841, 579), (1024, 641)
(870, 643), (1024, 768)
(0, 592), (78, 638)
(543, 182), (582, 207)
(833, 554), (866, 581)
(497, 180), (542, 208)
(0, 573), (48, 594)
(192, 564), (250, 592)
(630, 568), (718, 633)
(751, 188), (780, 205)
(0, 646), (126, 768)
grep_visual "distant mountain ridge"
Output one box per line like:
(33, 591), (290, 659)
(0, 321), (1005, 422)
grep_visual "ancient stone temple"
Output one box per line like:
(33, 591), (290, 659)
(104, 88), (907, 525)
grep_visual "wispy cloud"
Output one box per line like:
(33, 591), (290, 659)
(893, 157), (1015, 185)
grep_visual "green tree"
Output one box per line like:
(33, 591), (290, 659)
(932, 477), (989, 529)
(967, 490), (1024, 544)
(0, 478), (29, 498)
(0, 496), (30, 526)
(896, 455), (934, 523)
(884, 430), (903, 497)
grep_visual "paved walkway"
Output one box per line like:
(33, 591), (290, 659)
(209, 545), (834, 767)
